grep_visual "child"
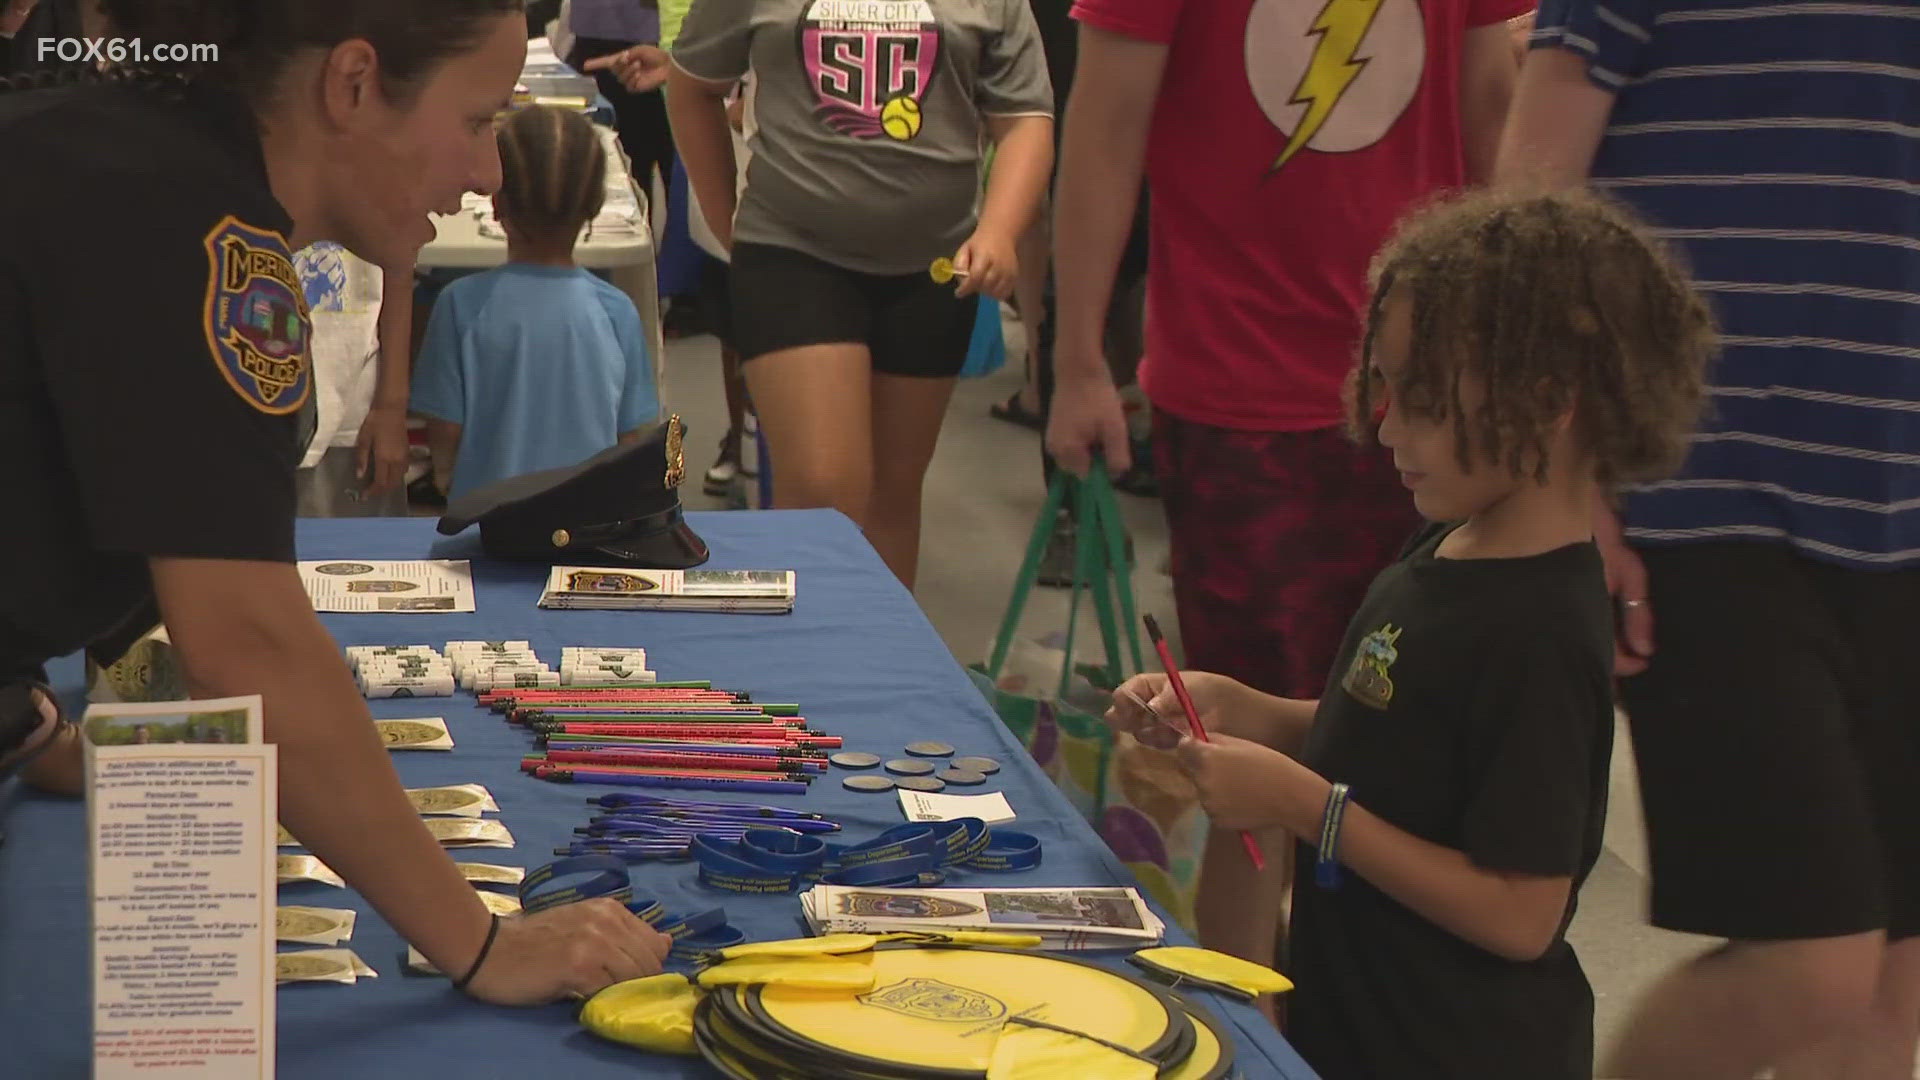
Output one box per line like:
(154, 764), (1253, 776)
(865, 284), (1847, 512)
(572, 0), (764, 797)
(667, 0), (1055, 589)
(1107, 190), (1716, 1079)
(411, 105), (659, 502)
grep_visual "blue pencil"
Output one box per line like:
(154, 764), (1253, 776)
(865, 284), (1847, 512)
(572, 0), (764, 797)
(531, 766), (808, 795)
(593, 812), (841, 834)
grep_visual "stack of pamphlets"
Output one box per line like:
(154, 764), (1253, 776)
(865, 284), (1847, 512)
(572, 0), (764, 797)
(801, 885), (1165, 951)
(538, 568), (796, 614)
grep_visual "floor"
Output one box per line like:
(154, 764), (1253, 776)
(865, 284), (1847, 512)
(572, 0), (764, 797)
(652, 323), (1790, 1072)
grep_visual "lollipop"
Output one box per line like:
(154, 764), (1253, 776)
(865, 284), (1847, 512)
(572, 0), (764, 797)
(928, 256), (970, 285)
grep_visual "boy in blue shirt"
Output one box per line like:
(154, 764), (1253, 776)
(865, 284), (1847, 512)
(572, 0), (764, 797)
(412, 106), (658, 501)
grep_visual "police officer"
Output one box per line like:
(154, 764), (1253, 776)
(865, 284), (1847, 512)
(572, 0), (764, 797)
(0, 0), (669, 1003)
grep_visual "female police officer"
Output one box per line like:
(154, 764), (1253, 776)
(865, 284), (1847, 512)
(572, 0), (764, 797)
(0, 0), (669, 1003)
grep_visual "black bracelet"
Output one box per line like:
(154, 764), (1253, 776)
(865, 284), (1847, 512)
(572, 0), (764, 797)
(452, 913), (502, 991)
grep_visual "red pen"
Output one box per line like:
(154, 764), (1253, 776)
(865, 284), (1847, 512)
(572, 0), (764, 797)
(1144, 614), (1267, 873)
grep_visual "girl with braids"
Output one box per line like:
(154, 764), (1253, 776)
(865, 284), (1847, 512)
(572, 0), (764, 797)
(411, 105), (659, 500)
(1105, 189), (1716, 1079)
(0, 0), (670, 1014)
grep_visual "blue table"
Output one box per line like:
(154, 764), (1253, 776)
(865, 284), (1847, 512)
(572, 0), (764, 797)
(0, 511), (1314, 1079)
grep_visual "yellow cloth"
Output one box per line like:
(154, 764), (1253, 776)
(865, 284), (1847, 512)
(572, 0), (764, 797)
(659, 0), (692, 53)
(1132, 946), (1295, 996)
(695, 952), (876, 991)
(578, 973), (701, 1056)
(714, 932), (880, 961)
(987, 1021), (1157, 1080)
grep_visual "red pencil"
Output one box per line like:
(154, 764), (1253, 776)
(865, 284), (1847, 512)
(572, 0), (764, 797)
(1144, 614), (1267, 873)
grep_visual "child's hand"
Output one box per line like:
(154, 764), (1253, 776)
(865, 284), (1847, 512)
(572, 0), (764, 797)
(582, 45), (671, 94)
(1105, 671), (1276, 748)
(951, 230), (1016, 301)
(1176, 734), (1330, 833)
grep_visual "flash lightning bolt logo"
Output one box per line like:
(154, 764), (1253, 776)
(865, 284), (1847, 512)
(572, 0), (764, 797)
(1273, 0), (1387, 171)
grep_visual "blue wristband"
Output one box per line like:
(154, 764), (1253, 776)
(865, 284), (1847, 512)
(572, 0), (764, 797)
(962, 830), (1043, 873)
(520, 854), (633, 913)
(1315, 782), (1351, 890)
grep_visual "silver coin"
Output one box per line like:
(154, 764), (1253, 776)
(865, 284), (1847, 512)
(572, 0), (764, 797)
(950, 756), (1001, 775)
(883, 758), (935, 776)
(894, 776), (947, 793)
(829, 752), (882, 770)
(842, 775), (896, 793)
(937, 769), (987, 786)
(904, 741), (955, 758)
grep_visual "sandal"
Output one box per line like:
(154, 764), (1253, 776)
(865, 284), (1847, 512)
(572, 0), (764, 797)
(989, 391), (1045, 432)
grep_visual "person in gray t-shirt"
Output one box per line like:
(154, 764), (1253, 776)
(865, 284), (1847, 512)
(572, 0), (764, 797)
(668, 0), (1054, 590)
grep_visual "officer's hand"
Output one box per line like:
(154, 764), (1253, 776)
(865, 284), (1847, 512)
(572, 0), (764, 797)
(356, 405), (410, 496)
(1045, 368), (1131, 478)
(461, 900), (672, 1006)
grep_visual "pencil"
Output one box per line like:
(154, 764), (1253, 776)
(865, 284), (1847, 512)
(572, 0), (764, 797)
(1143, 613), (1267, 872)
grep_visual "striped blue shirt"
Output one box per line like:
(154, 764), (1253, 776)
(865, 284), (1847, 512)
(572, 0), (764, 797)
(1532, 1), (1920, 569)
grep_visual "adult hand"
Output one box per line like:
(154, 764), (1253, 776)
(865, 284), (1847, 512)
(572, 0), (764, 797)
(1175, 733), (1322, 833)
(583, 45), (671, 94)
(1594, 498), (1653, 676)
(1045, 368), (1131, 477)
(1106, 671), (1273, 749)
(951, 229), (1017, 301)
(355, 404), (410, 496)
(462, 899), (672, 1006)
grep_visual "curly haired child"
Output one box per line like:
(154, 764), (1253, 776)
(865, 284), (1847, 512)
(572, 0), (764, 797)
(1107, 188), (1716, 1079)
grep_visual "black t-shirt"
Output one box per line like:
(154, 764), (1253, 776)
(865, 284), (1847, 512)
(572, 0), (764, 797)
(1287, 524), (1614, 1080)
(0, 77), (312, 676)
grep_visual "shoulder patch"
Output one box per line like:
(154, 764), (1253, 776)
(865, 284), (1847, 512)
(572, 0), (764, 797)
(201, 215), (312, 414)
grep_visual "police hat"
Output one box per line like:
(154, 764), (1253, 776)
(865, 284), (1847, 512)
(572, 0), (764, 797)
(436, 416), (710, 569)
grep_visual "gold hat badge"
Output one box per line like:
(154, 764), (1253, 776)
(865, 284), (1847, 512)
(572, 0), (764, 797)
(664, 414), (685, 489)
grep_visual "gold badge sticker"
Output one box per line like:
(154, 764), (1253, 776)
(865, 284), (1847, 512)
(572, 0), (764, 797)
(375, 718), (453, 750)
(406, 784), (498, 817)
(276, 854), (345, 888)
(456, 863), (526, 886)
(276, 949), (376, 984)
(276, 906), (356, 946)
(425, 817), (515, 848)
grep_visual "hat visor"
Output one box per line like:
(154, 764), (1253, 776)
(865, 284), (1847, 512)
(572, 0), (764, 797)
(590, 519), (711, 569)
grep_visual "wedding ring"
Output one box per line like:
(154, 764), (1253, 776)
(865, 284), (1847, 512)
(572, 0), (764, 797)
(1620, 598), (1647, 608)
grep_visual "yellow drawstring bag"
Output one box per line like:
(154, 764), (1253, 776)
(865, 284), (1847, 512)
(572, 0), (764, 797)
(1129, 945), (1295, 998)
(578, 973), (701, 1056)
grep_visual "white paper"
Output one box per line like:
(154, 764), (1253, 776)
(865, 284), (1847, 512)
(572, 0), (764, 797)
(88, 696), (275, 1080)
(297, 560), (476, 613)
(898, 790), (1017, 825)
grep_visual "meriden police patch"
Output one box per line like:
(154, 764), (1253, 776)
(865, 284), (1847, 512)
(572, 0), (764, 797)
(201, 215), (312, 414)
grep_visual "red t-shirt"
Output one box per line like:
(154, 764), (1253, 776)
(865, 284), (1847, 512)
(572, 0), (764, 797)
(1071, 0), (1526, 431)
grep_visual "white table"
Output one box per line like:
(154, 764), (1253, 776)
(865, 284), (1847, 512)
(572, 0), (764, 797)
(416, 128), (664, 386)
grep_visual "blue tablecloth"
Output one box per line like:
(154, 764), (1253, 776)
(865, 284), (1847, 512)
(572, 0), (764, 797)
(0, 511), (1314, 1079)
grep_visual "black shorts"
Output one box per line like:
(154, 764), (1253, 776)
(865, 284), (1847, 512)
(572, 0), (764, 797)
(700, 255), (734, 353)
(726, 242), (974, 377)
(1621, 542), (1920, 941)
